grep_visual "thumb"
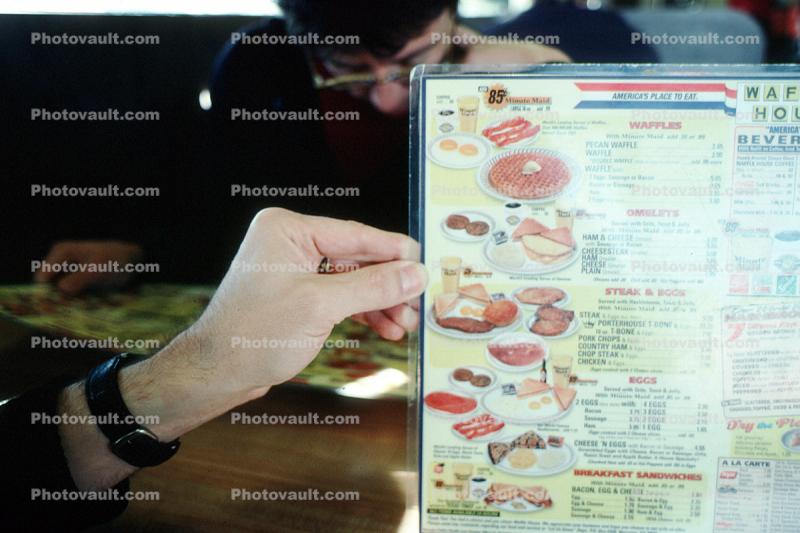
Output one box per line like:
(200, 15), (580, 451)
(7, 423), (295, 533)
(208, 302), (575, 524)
(319, 260), (427, 321)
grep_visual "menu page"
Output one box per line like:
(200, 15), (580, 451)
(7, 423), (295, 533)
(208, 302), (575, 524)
(412, 67), (800, 533)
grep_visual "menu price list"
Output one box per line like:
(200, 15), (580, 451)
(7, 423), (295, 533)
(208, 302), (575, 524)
(732, 127), (800, 218)
(574, 385), (712, 469)
(580, 216), (721, 284)
(584, 130), (727, 209)
(721, 303), (800, 419)
(570, 475), (705, 527)
(578, 307), (715, 375)
(713, 458), (800, 532)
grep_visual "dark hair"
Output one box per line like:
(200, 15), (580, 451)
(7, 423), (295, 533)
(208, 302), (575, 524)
(278, 0), (458, 58)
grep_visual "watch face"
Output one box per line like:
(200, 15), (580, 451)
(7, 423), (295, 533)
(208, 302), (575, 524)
(112, 429), (179, 467)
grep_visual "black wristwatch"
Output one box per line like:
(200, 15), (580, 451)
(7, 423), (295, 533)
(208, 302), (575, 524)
(86, 353), (180, 468)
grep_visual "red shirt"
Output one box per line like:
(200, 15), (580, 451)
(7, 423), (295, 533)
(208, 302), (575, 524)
(318, 89), (407, 186)
(730, 0), (799, 38)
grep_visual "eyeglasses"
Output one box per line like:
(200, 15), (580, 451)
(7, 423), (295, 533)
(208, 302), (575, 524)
(312, 67), (413, 91)
(310, 35), (466, 92)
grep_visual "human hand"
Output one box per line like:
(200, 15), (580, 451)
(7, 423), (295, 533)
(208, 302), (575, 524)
(34, 241), (144, 295)
(183, 208), (427, 394)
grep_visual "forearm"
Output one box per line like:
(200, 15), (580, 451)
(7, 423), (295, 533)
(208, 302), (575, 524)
(58, 327), (269, 491)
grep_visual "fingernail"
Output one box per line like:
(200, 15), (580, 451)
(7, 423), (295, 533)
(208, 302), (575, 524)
(400, 263), (427, 296)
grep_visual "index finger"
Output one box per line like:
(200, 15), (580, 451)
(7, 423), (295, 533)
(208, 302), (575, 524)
(302, 214), (420, 263)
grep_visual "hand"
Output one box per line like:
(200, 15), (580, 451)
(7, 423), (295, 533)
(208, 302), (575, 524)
(182, 208), (427, 393)
(34, 241), (143, 295)
(59, 209), (428, 491)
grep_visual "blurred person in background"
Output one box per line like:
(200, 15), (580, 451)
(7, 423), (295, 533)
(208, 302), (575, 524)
(730, 0), (799, 61)
(36, 0), (569, 295)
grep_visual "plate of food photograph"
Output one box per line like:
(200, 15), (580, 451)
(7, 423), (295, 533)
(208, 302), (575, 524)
(450, 413), (506, 442)
(481, 378), (576, 425)
(440, 210), (495, 243)
(483, 219), (579, 275)
(423, 389), (479, 419)
(485, 332), (549, 373)
(483, 483), (552, 513)
(486, 430), (577, 477)
(526, 305), (581, 339)
(781, 428), (800, 453)
(427, 133), (492, 169)
(477, 147), (580, 204)
(425, 284), (522, 340)
(481, 116), (541, 149)
(448, 366), (498, 395)
(511, 286), (571, 310)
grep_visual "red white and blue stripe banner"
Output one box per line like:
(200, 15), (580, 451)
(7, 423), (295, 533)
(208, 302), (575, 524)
(575, 82), (738, 115)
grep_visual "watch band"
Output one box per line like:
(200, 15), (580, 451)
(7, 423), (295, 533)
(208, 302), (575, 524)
(86, 353), (180, 468)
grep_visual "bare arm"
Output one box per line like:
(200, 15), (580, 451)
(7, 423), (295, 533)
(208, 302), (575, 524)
(57, 330), (266, 490)
(54, 208), (427, 491)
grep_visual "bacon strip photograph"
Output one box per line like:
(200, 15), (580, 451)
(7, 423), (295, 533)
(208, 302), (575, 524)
(482, 117), (541, 148)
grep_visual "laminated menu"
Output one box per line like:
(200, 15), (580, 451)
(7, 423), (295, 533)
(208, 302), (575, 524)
(409, 65), (800, 533)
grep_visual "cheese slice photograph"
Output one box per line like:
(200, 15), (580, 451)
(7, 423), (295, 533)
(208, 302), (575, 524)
(2, 0), (799, 532)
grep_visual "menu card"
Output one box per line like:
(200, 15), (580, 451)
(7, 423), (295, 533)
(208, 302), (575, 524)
(410, 65), (800, 532)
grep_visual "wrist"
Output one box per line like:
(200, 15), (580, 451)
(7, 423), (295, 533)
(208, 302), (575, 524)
(118, 328), (267, 443)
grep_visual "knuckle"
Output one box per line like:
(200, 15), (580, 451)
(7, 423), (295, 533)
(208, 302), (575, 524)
(253, 207), (290, 228)
(364, 267), (398, 303)
(345, 219), (367, 230)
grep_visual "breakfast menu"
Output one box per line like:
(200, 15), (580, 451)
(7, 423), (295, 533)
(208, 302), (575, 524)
(410, 65), (800, 533)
